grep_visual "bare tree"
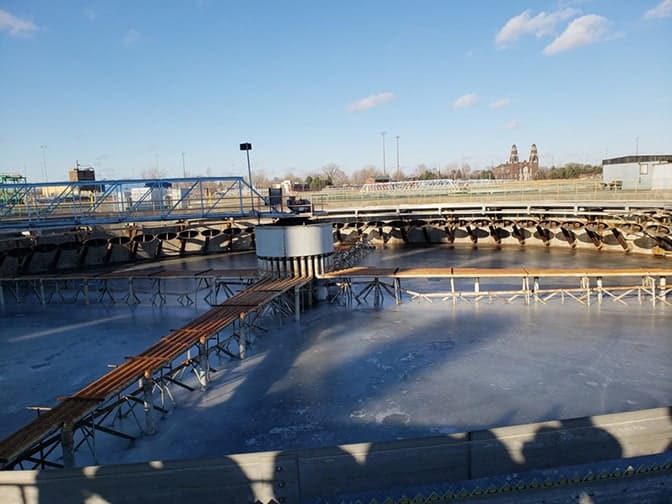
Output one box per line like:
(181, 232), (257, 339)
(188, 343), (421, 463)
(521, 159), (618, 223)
(141, 166), (167, 179)
(412, 164), (433, 179)
(350, 165), (379, 185)
(252, 170), (270, 188)
(321, 163), (349, 186)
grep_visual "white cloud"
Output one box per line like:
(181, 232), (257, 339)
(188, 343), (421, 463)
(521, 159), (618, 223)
(453, 93), (479, 109)
(644, 0), (672, 19)
(123, 28), (140, 46)
(0, 8), (39, 37)
(503, 120), (521, 129)
(544, 15), (610, 55)
(495, 8), (579, 48)
(347, 92), (396, 112)
(489, 98), (511, 109)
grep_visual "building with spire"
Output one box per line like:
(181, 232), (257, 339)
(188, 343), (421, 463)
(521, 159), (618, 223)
(493, 144), (539, 180)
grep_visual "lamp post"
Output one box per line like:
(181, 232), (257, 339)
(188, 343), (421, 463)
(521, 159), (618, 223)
(181, 152), (186, 178)
(381, 132), (387, 176)
(240, 142), (254, 212)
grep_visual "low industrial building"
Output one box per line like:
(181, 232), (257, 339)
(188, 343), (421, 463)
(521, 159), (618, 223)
(602, 154), (672, 190)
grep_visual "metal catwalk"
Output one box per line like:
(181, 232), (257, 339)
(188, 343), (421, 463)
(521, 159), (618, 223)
(0, 275), (311, 470)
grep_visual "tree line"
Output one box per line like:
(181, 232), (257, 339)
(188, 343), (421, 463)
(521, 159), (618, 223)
(251, 162), (602, 189)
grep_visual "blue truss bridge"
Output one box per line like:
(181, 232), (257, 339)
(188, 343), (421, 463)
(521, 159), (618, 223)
(0, 177), (282, 230)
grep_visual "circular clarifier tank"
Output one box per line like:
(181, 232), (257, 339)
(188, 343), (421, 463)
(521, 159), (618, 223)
(255, 222), (334, 276)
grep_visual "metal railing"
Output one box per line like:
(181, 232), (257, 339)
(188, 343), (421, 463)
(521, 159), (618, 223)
(314, 179), (672, 208)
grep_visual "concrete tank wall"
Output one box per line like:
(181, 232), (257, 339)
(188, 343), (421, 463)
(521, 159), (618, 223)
(0, 407), (669, 504)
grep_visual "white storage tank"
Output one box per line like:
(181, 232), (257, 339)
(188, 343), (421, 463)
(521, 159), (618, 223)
(255, 222), (334, 276)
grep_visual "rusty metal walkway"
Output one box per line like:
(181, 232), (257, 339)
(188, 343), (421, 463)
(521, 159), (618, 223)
(0, 275), (311, 470)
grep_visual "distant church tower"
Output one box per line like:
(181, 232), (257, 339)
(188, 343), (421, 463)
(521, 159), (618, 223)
(494, 143), (540, 180)
(509, 144), (519, 164)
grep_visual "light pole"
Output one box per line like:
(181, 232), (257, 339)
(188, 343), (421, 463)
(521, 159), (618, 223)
(240, 142), (254, 212)
(181, 152), (186, 178)
(40, 145), (48, 182)
(635, 136), (639, 157)
(381, 131), (387, 176)
(395, 135), (400, 181)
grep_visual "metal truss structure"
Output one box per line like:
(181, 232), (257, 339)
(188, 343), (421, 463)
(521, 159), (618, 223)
(0, 177), (280, 230)
(0, 275), (311, 470)
(0, 268), (258, 308)
(321, 267), (671, 309)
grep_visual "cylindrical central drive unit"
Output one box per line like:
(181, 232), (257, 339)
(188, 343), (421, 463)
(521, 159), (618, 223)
(255, 223), (334, 277)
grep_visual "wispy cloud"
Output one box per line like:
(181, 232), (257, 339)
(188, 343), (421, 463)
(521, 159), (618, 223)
(123, 28), (140, 46)
(0, 8), (39, 37)
(347, 92), (396, 112)
(84, 8), (98, 21)
(495, 8), (579, 48)
(644, 0), (672, 19)
(503, 120), (521, 129)
(454, 93), (479, 109)
(544, 15), (611, 55)
(489, 98), (511, 109)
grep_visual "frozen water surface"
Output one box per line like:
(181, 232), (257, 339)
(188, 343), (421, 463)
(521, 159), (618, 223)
(1, 246), (670, 466)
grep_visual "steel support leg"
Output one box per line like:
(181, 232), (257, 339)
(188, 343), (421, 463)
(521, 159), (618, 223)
(294, 286), (301, 322)
(142, 375), (156, 435)
(39, 279), (46, 305)
(61, 422), (75, 468)
(198, 340), (209, 389)
(239, 314), (248, 359)
(660, 277), (667, 302)
(83, 279), (90, 305)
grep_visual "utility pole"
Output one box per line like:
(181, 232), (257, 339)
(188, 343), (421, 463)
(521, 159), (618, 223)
(181, 152), (186, 178)
(635, 136), (639, 157)
(395, 135), (400, 181)
(40, 145), (48, 182)
(381, 131), (387, 176)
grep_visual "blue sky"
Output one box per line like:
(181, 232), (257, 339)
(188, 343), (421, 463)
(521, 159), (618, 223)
(1, 0), (671, 182)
